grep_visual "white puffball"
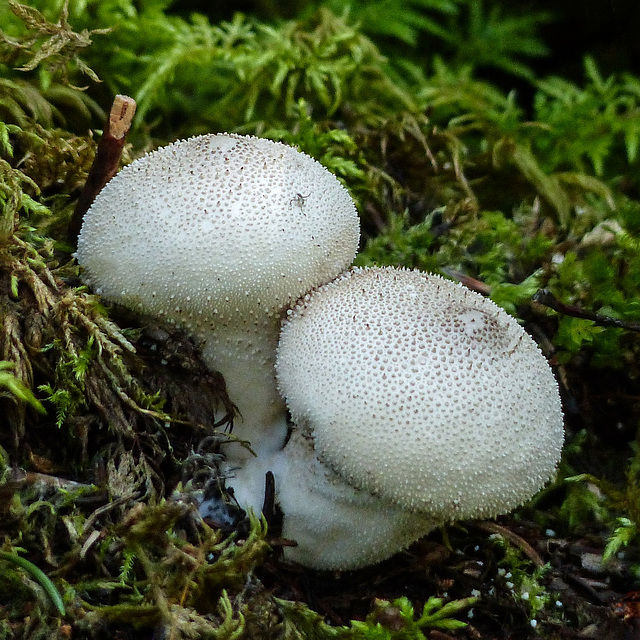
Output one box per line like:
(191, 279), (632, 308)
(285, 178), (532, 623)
(76, 133), (360, 332)
(277, 266), (564, 521)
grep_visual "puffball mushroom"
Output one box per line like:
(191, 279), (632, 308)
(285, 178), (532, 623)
(259, 266), (564, 570)
(76, 133), (359, 457)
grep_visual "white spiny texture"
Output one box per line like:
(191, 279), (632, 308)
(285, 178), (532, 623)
(77, 133), (359, 328)
(277, 267), (564, 530)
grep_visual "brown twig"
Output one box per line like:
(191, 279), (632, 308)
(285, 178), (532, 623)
(441, 268), (492, 296)
(533, 288), (640, 332)
(68, 94), (136, 245)
(475, 520), (546, 568)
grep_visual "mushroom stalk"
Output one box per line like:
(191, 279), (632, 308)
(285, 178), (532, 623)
(198, 323), (288, 458)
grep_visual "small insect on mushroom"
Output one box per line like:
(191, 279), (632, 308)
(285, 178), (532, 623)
(289, 192), (311, 213)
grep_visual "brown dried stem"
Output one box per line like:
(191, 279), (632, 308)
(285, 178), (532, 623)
(476, 521), (545, 568)
(533, 288), (640, 332)
(68, 94), (136, 244)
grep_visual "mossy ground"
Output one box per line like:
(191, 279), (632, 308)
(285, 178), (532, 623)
(1, 1), (640, 638)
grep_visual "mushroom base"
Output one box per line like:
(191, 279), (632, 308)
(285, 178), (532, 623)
(227, 431), (439, 571)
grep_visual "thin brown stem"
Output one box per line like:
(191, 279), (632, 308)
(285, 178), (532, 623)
(68, 94), (136, 245)
(475, 521), (545, 568)
(533, 288), (640, 332)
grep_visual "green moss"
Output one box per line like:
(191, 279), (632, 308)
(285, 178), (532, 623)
(279, 594), (477, 639)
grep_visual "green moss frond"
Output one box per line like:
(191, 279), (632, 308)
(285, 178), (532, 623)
(279, 593), (476, 638)
(533, 57), (640, 177)
(71, 502), (269, 635)
(0, 136), (44, 242)
(0, 360), (45, 413)
(0, 0), (109, 88)
(0, 77), (57, 126)
(318, 0), (460, 47)
(443, 0), (552, 79)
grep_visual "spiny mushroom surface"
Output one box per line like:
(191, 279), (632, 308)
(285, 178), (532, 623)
(267, 266), (564, 569)
(76, 133), (359, 457)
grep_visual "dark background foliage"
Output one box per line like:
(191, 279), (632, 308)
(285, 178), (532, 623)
(169, 0), (640, 77)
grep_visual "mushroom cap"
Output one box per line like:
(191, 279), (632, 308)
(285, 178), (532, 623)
(76, 133), (359, 331)
(276, 266), (564, 520)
